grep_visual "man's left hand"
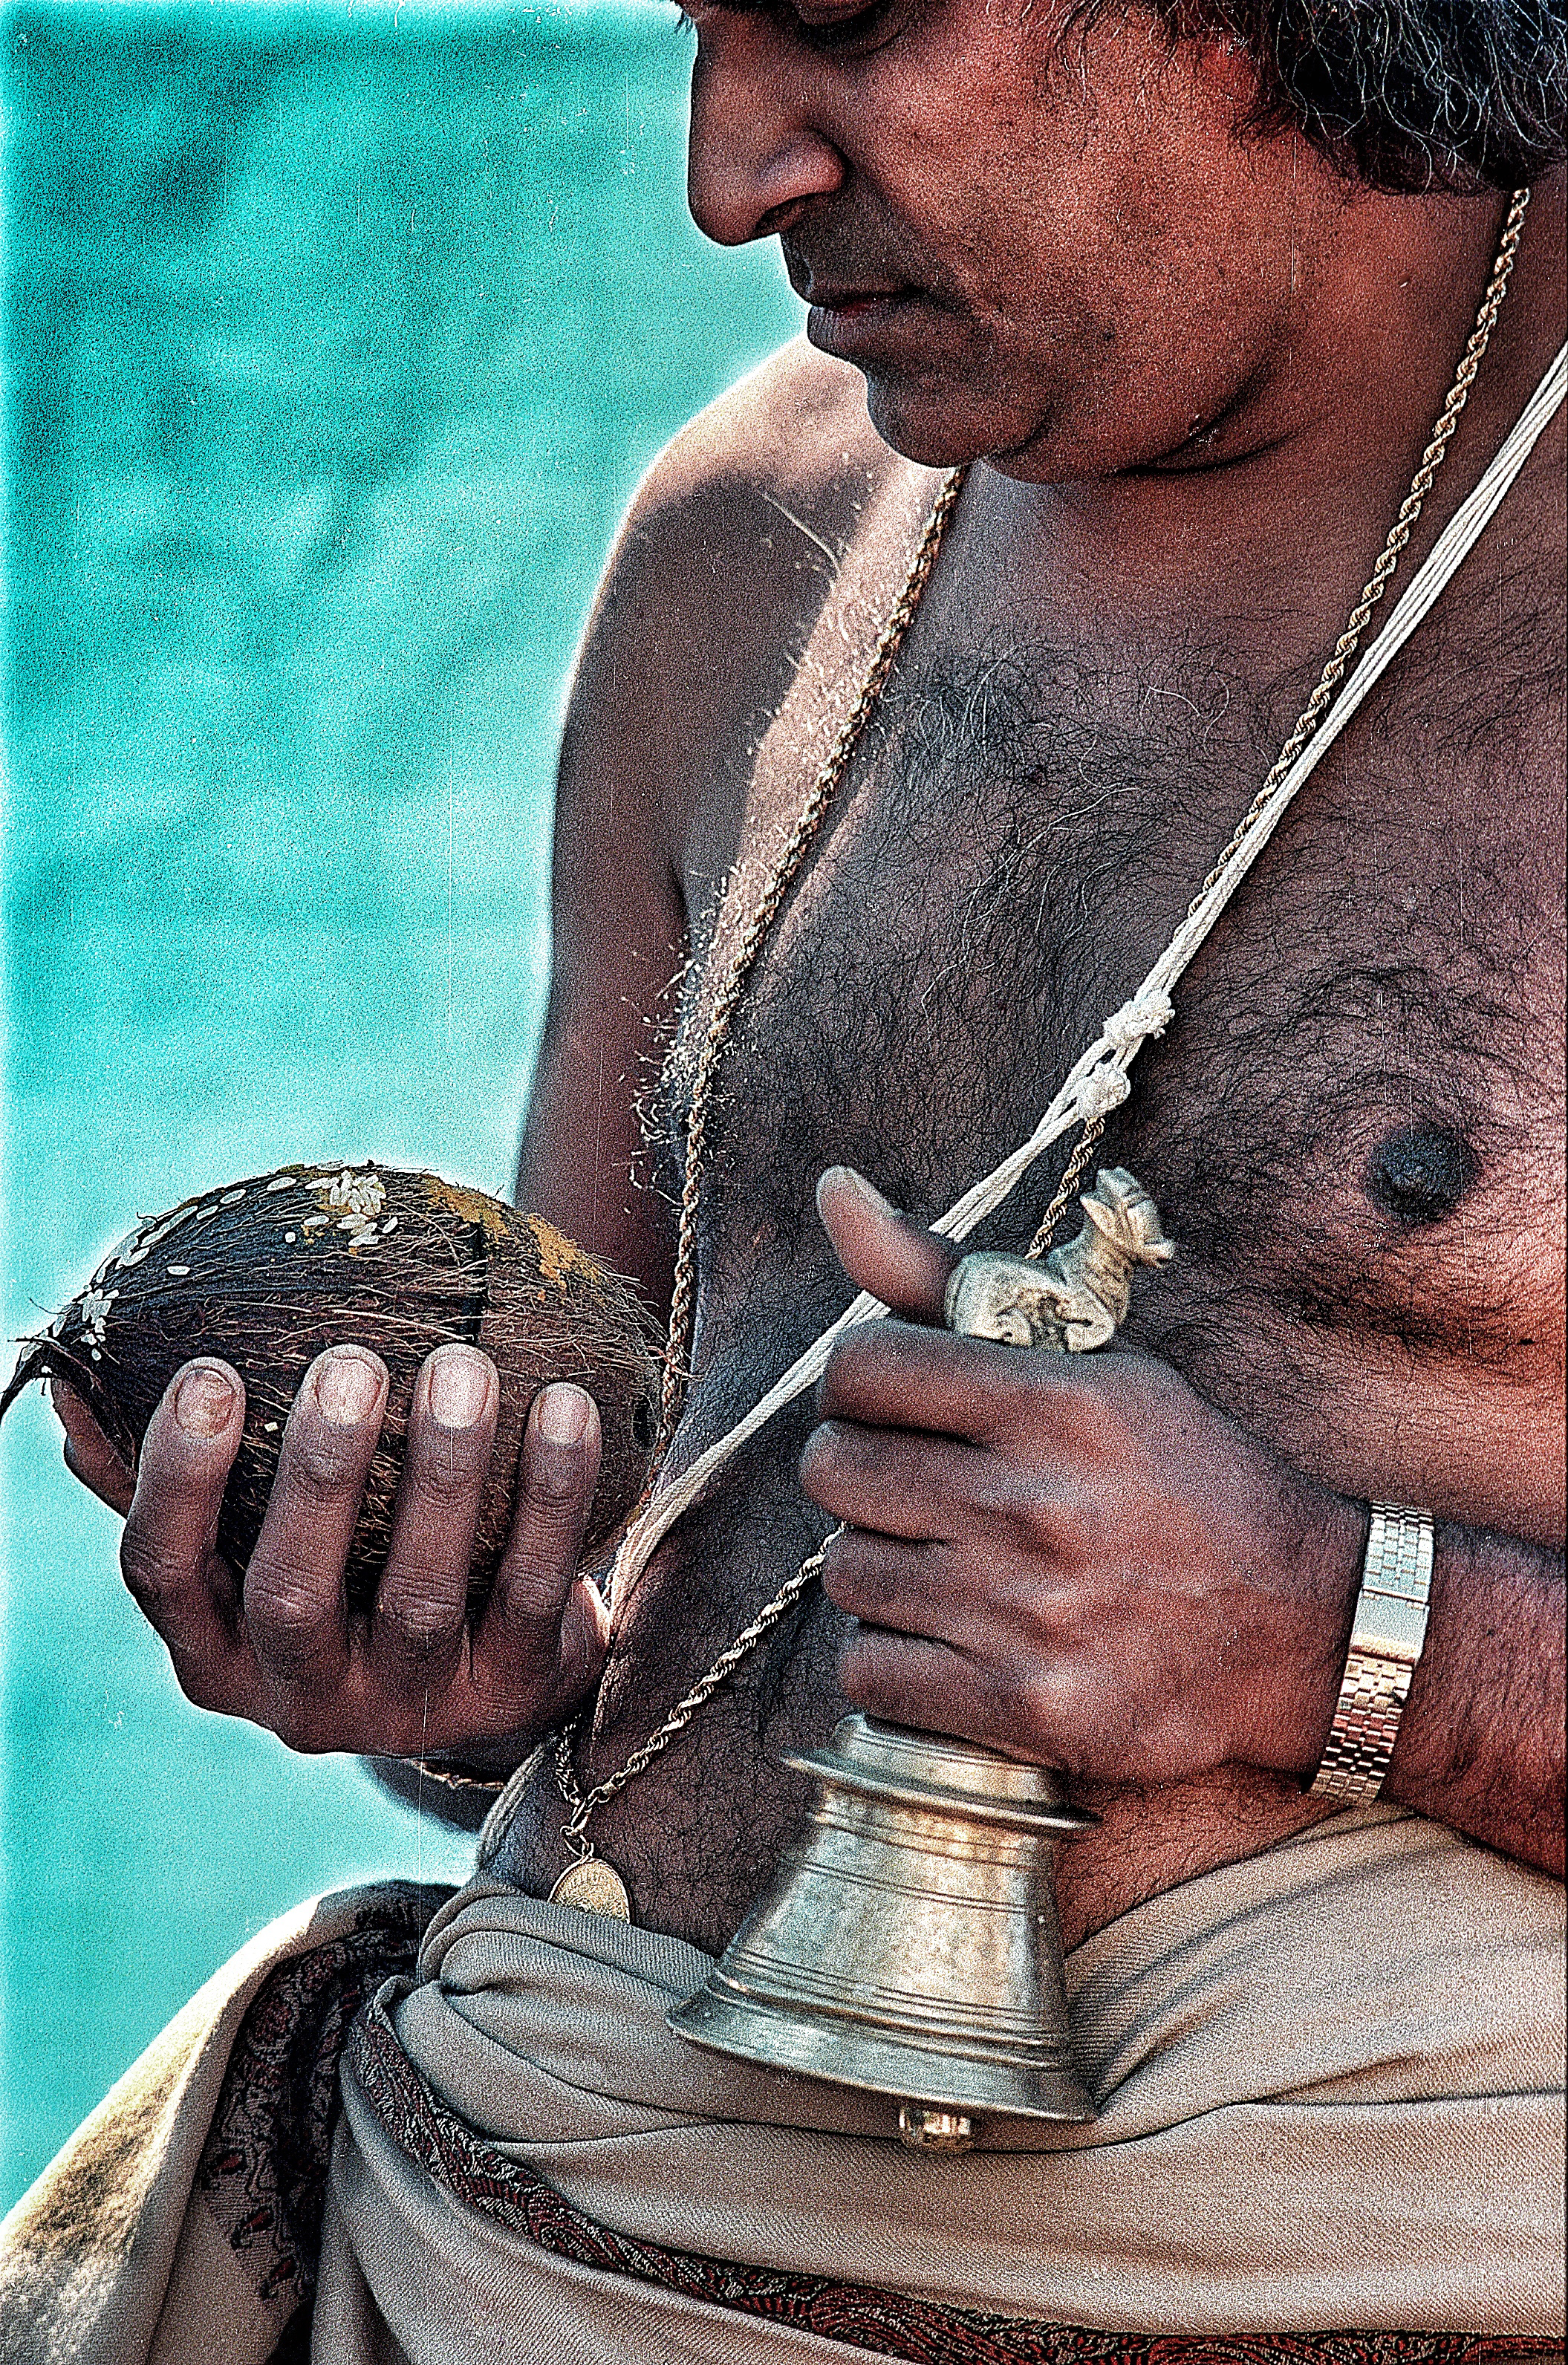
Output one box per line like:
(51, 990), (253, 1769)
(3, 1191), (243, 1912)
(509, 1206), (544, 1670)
(802, 1165), (1366, 1787)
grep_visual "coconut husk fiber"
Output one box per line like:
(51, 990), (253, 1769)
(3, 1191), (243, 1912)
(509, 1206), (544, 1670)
(0, 1161), (662, 1610)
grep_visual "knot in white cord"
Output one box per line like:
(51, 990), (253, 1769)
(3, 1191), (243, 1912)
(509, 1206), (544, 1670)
(1078, 1061), (1133, 1122)
(1101, 989), (1175, 1053)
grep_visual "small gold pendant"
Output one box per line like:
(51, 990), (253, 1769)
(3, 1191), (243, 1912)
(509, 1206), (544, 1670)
(549, 1856), (632, 1921)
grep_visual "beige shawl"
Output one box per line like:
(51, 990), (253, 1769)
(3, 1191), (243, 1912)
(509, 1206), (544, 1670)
(3, 1811), (1561, 2362)
(0, 1882), (447, 2365)
(317, 1804), (1564, 2359)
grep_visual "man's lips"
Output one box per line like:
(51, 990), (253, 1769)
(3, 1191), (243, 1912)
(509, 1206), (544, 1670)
(805, 284), (905, 312)
(804, 286), (922, 358)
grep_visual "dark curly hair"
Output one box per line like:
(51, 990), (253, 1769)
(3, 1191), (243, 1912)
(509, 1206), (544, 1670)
(1152, 0), (1568, 188)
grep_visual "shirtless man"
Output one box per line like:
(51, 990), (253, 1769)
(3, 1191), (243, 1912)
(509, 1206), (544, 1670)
(62, 0), (1563, 2202)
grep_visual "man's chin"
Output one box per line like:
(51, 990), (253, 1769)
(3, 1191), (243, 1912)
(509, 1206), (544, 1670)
(863, 366), (1120, 485)
(861, 370), (1035, 473)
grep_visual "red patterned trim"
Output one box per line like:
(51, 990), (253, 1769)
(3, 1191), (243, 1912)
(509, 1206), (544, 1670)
(197, 1884), (454, 2336)
(345, 2002), (1555, 2364)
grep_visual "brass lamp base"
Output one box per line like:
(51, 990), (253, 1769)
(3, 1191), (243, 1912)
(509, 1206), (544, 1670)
(669, 1715), (1096, 2137)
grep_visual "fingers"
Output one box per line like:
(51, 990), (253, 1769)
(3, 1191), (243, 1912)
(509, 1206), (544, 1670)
(110, 1344), (608, 1759)
(836, 1624), (984, 1739)
(816, 1167), (957, 1323)
(369, 1346), (498, 1697)
(821, 1523), (1040, 1650)
(837, 1616), (1087, 1769)
(827, 1527), (1062, 1761)
(801, 1419), (1003, 1541)
(817, 1316), (1076, 1443)
(244, 1347), (388, 1702)
(820, 1526), (946, 1626)
(53, 1383), (136, 1515)
(475, 1382), (605, 1715)
(120, 1361), (250, 1682)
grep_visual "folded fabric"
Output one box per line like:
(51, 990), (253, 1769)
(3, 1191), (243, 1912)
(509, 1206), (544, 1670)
(0, 1882), (452, 2365)
(316, 1803), (1566, 2360)
(4, 1805), (1560, 2363)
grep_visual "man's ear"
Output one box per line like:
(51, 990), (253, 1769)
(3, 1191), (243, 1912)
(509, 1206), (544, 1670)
(815, 1166), (958, 1325)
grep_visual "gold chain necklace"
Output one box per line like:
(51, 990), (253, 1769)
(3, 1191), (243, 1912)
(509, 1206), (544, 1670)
(546, 189), (1530, 1919)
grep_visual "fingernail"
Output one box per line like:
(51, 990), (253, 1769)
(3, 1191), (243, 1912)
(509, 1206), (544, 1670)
(817, 1165), (894, 1217)
(536, 1383), (589, 1446)
(314, 1349), (382, 1425)
(428, 1345), (489, 1428)
(175, 1367), (235, 1437)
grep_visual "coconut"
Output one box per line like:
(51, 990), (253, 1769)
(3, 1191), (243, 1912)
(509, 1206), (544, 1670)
(0, 1161), (662, 1609)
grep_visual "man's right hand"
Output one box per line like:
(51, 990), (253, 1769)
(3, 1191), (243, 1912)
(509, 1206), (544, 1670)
(53, 1345), (610, 1764)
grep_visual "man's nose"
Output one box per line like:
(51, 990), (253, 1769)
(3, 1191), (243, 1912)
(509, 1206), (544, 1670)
(687, 22), (845, 247)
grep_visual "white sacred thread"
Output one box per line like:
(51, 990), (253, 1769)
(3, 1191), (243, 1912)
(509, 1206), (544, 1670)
(608, 333), (1566, 1605)
(538, 218), (1562, 1886)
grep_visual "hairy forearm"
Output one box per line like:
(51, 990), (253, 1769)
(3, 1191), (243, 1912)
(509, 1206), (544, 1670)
(1379, 1520), (1564, 1879)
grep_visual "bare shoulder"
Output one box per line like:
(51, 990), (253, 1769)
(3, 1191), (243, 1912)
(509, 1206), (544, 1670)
(625, 334), (900, 569)
(565, 338), (906, 873)
(552, 335), (905, 954)
(517, 342), (902, 1288)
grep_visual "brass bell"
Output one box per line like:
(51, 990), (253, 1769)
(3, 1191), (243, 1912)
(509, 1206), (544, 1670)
(668, 1713), (1096, 2135)
(671, 1170), (1173, 2147)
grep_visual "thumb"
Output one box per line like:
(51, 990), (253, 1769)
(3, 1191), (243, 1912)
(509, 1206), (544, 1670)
(816, 1167), (958, 1325)
(53, 1379), (137, 1517)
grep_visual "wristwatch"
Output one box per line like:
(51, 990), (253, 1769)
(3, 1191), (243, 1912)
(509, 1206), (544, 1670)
(1309, 1503), (1434, 1803)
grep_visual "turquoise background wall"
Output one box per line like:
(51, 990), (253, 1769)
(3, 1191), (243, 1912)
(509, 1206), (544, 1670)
(1, 0), (800, 2207)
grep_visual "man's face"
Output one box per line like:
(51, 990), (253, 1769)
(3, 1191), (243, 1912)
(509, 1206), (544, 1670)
(683, 0), (1327, 479)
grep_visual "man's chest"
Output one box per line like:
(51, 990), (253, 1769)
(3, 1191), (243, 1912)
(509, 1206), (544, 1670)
(672, 573), (1565, 1528)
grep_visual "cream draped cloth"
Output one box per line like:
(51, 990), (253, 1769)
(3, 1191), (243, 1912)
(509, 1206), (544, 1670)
(316, 1803), (1564, 2361)
(0, 1882), (446, 2365)
(3, 1811), (1561, 2362)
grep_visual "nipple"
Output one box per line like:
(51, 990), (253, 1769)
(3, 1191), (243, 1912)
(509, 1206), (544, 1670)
(1364, 1122), (1478, 1225)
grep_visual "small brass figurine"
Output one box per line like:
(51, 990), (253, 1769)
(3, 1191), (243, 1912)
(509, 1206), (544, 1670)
(944, 1167), (1174, 1353)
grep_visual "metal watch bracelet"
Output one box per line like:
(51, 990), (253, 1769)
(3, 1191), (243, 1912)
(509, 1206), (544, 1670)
(1309, 1503), (1434, 1804)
